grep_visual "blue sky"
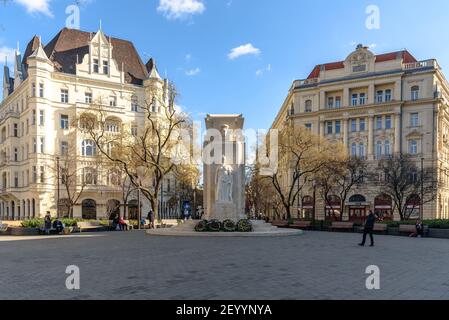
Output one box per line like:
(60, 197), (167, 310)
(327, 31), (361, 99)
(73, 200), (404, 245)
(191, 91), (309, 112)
(1, 0), (449, 130)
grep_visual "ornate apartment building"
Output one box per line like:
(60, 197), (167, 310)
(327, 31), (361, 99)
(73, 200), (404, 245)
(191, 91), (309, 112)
(0, 28), (179, 220)
(271, 44), (449, 221)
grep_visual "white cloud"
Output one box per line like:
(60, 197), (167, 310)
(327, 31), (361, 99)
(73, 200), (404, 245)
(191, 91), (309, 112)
(256, 64), (272, 77)
(185, 67), (200, 76)
(228, 43), (261, 60)
(15, 0), (54, 17)
(185, 53), (192, 61)
(158, 0), (205, 20)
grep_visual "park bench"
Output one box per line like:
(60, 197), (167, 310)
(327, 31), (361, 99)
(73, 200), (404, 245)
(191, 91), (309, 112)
(329, 221), (354, 232)
(76, 221), (105, 233)
(271, 220), (289, 228)
(399, 224), (429, 237)
(0, 223), (9, 233)
(38, 224), (59, 235)
(357, 223), (388, 233)
(291, 220), (312, 229)
(123, 220), (135, 230)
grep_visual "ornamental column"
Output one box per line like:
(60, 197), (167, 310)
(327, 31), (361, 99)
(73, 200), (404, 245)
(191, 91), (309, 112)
(368, 114), (374, 160)
(394, 113), (401, 154)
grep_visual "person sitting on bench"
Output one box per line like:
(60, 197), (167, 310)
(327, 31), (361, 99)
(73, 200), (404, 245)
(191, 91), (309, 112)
(410, 219), (424, 238)
(52, 219), (64, 234)
(119, 217), (128, 231)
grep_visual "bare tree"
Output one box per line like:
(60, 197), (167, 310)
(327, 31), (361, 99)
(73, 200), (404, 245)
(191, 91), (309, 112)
(267, 125), (344, 220)
(78, 82), (193, 219)
(48, 143), (93, 218)
(373, 155), (437, 221)
(316, 157), (367, 221)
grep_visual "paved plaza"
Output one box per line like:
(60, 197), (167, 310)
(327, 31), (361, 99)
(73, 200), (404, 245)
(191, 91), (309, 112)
(1, 231), (449, 300)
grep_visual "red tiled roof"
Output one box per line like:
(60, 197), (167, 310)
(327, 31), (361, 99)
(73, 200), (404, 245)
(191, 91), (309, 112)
(306, 50), (417, 79)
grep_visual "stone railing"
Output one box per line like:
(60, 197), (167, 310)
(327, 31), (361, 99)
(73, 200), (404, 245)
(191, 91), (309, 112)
(403, 59), (439, 71)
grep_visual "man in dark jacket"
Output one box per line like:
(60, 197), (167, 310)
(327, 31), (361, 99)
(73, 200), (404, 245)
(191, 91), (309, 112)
(359, 210), (376, 247)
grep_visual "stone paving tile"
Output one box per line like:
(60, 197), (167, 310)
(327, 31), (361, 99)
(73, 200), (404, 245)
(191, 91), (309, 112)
(1, 231), (449, 300)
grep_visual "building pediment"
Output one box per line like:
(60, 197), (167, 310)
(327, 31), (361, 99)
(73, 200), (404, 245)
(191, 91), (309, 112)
(344, 44), (375, 74)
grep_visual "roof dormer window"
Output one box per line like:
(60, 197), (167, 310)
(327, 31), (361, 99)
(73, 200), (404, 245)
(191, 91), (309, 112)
(103, 60), (109, 75)
(93, 59), (99, 73)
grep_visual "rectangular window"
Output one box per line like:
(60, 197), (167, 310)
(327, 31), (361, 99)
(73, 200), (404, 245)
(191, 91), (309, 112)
(93, 59), (99, 73)
(351, 119), (357, 132)
(40, 137), (45, 154)
(409, 140), (418, 155)
(385, 89), (392, 102)
(26, 119), (29, 134)
(131, 100), (138, 112)
(305, 123), (312, 131)
(39, 83), (44, 98)
(32, 166), (37, 183)
(61, 141), (69, 156)
(110, 96), (117, 107)
(376, 90), (383, 103)
(359, 93), (366, 105)
(385, 116), (392, 130)
(327, 97), (334, 109)
(103, 60), (109, 74)
(14, 148), (18, 162)
(131, 127), (138, 136)
(40, 166), (45, 183)
(335, 97), (341, 108)
(14, 172), (18, 188)
(359, 119), (366, 132)
(376, 116), (383, 130)
(31, 83), (36, 97)
(61, 115), (69, 130)
(410, 113), (419, 127)
(326, 122), (333, 135)
(61, 89), (69, 103)
(351, 94), (358, 106)
(85, 92), (92, 104)
(32, 110), (36, 125)
(13, 123), (18, 137)
(335, 121), (341, 134)
(39, 110), (45, 126)
(33, 138), (37, 153)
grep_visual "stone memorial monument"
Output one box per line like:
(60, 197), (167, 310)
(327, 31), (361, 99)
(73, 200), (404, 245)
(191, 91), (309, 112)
(203, 114), (246, 222)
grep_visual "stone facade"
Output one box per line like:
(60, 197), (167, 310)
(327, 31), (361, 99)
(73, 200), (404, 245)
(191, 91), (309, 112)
(271, 44), (449, 221)
(0, 28), (179, 220)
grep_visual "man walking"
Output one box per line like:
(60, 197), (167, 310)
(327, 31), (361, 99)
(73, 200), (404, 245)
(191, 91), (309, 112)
(359, 210), (376, 247)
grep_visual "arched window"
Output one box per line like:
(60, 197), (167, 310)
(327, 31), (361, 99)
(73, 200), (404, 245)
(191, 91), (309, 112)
(384, 140), (391, 156)
(349, 194), (366, 203)
(81, 140), (97, 157)
(82, 199), (97, 220)
(376, 141), (383, 159)
(305, 100), (312, 113)
(411, 86), (419, 101)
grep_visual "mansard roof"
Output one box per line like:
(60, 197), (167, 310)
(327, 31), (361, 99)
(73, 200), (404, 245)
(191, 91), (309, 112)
(22, 28), (149, 85)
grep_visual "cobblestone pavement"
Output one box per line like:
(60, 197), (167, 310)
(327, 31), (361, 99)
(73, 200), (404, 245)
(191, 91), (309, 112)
(1, 230), (449, 300)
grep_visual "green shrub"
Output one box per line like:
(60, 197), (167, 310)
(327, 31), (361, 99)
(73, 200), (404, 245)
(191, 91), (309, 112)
(21, 219), (44, 228)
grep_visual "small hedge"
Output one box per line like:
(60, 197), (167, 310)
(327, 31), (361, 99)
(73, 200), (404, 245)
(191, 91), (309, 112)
(195, 219), (252, 233)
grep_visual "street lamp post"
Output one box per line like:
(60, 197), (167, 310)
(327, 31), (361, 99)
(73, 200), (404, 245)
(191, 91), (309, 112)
(421, 157), (424, 220)
(312, 179), (317, 223)
(293, 171), (300, 219)
(56, 156), (60, 218)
